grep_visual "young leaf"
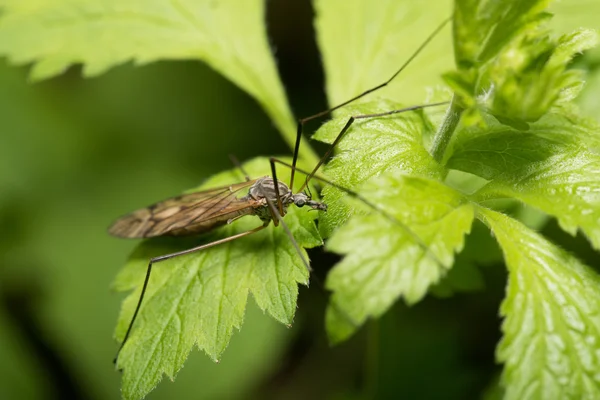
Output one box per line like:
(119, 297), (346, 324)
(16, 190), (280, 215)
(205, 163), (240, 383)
(448, 110), (600, 249)
(478, 207), (600, 399)
(314, 0), (453, 106)
(312, 99), (444, 237)
(112, 157), (322, 399)
(325, 173), (474, 343)
(450, 0), (597, 127)
(483, 28), (597, 124)
(453, 0), (551, 69)
(473, 0), (552, 65)
(0, 0), (310, 160)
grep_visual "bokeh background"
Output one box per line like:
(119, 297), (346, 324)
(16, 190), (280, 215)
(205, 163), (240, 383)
(1, 1), (599, 399)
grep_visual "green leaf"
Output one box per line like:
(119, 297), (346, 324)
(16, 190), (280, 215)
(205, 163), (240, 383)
(453, 0), (551, 68)
(314, 0), (453, 106)
(324, 173), (475, 343)
(447, 117), (565, 181)
(448, 110), (600, 249)
(479, 0), (552, 65)
(113, 157), (322, 399)
(483, 28), (598, 123)
(312, 99), (444, 237)
(0, 0), (311, 161)
(451, 0), (598, 127)
(430, 220), (501, 298)
(448, 108), (600, 171)
(453, 0), (506, 68)
(578, 67), (600, 120)
(478, 207), (600, 399)
(482, 147), (600, 250)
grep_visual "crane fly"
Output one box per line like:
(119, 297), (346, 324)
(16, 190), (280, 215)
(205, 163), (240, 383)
(108, 177), (326, 240)
(110, 17), (451, 366)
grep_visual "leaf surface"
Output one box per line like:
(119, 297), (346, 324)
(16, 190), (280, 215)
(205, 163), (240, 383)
(313, 99), (444, 237)
(448, 111), (600, 249)
(314, 0), (453, 106)
(113, 157), (322, 399)
(0, 0), (304, 155)
(325, 173), (474, 342)
(479, 207), (600, 399)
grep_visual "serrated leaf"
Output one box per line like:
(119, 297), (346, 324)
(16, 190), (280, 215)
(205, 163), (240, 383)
(453, 0), (551, 67)
(453, 0), (504, 68)
(448, 109), (600, 168)
(478, 0), (552, 64)
(314, 0), (453, 106)
(0, 0), (304, 155)
(447, 118), (565, 181)
(448, 111), (600, 249)
(483, 28), (598, 123)
(482, 148), (600, 250)
(478, 207), (600, 399)
(452, 0), (598, 128)
(113, 157), (322, 399)
(312, 99), (444, 237)
(430, 220), (500, 298)
(324, 173), (474, 343)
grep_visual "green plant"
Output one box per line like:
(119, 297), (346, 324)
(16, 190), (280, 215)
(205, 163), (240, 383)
(2, 0), (599, 399)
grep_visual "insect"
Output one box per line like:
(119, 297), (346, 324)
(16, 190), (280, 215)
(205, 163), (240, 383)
(110, 17), (451, 365)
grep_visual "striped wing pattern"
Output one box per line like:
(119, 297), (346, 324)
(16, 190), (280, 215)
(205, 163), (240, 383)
(108, 180), (259, 238)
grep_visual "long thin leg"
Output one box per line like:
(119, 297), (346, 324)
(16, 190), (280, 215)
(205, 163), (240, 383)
(299, 101), (449, 192)
(261, 191), (312, 273)
(271, 158), (444, 269)
(114, 223), (267, 366)
(269, 158), (284, 219)
(260, 177), (361, 329)
(288, 17), (451, 189)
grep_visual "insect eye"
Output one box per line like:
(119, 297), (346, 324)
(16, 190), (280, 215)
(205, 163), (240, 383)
(296, 199), (306, 207)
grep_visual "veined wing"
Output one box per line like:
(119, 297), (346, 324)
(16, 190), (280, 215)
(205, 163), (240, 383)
(108, 180), (259, 238)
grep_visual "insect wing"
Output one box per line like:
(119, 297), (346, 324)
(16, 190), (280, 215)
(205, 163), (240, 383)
(108, 180), (258, 238)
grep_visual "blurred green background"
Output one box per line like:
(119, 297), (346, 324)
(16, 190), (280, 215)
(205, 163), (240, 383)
(0, 1), (599, 399)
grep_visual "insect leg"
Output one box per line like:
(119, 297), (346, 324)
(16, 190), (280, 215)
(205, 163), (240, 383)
(288, 17), (451, 189)
(269, 157), (285, 220)
(260, 186), (311, 272)
(298, 101), (448, 192)
(272, 158), (444, 269)
(259, 176), (361, 330)
(114, 223), (267, 366)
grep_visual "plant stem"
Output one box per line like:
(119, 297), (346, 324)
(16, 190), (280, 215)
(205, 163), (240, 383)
(430, 95), (463, 163)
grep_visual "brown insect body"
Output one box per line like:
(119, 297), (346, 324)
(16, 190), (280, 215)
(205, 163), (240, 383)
(108, 176), (326, 239)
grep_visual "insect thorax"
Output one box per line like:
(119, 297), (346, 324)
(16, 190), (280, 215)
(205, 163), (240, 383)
(242, 177), (327, 222)
(247, 177), (293, 203)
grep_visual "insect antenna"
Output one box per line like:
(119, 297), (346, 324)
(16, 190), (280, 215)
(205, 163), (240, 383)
(288, 17), (451, 190)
